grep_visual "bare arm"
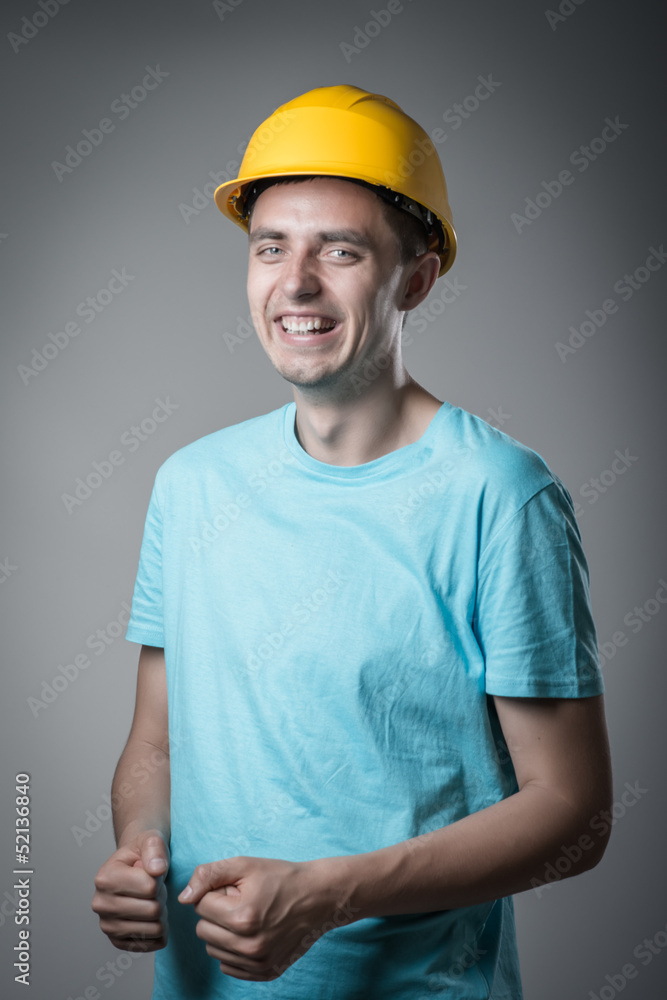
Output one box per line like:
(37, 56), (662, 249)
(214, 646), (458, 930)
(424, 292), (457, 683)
(308, 693), (613, 917)
(92, 644), (172, 951)
(111, 643), (171, 848)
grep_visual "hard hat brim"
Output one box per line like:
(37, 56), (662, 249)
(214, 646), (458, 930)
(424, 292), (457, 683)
(215, 169), (457, 277)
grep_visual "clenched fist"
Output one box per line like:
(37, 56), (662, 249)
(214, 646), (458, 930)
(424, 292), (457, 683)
(92, 830), (170, 952)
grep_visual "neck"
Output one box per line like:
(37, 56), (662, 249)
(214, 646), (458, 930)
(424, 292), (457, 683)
(291, 371), (443, 467)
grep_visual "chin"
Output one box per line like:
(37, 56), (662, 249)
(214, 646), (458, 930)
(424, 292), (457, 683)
(276, 365), (340, 390)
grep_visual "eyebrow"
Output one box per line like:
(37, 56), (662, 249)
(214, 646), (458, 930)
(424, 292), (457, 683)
(248, 227), (376, 250)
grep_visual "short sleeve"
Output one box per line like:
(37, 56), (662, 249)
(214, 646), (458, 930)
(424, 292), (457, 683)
(125, 478), (164, 647)
(474, 478), (603, 697)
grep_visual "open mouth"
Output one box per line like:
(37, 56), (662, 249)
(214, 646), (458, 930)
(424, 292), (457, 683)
(279, 315), (339, 335)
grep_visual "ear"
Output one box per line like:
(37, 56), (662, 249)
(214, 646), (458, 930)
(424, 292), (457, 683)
(398, 252), (441, 312)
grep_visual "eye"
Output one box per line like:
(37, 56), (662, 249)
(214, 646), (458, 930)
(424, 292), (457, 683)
(328, 248), (356, 260)
(258, 246), (284, 257)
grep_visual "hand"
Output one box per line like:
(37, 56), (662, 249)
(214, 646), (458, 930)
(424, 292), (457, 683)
(92, 829), (170, 952)
(178, 855), (352, 981)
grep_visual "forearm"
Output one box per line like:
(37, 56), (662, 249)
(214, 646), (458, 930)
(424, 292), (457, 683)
(111, 738), (171, 848)
(310, 782), (610, 920)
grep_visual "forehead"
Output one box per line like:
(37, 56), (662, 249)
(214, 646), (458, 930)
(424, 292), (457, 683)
(249, 176), (385, 229)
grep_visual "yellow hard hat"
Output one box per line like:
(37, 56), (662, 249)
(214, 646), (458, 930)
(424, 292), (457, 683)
(214, 85), (457, 277)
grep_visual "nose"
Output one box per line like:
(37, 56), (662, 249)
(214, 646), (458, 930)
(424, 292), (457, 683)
(280, 249), (321, 299)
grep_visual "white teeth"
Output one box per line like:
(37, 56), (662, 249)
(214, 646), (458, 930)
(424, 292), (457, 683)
(280, 317), (337, 334)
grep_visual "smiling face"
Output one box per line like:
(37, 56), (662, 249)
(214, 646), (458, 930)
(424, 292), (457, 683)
(246, 177), (422, 397)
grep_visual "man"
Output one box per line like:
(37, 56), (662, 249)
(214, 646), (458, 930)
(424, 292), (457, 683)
(92, 85), (612, 998)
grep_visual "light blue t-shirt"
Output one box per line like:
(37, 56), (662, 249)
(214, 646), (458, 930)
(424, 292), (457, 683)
(125, 399), (604, 999)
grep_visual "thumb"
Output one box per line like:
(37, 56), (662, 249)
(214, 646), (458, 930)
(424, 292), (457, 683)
(178, 859), (242, 904)
(140, 832), (170, 877)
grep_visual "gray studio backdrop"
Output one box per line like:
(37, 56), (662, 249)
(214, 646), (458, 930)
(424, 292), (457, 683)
(1, 0), (666, 997)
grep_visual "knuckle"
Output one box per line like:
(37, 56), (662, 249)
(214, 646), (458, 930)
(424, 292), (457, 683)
(92, 895), (112, 918)
(94, 871), (112, 892)
(112, 937), (146, 952)
(235, 911), (259, 936)
(244, 936), (267, 959)
(248, 955), (275, 977)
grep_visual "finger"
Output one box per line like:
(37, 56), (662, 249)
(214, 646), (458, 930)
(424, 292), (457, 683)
(109, 934), (168, 954)
(178, 860), (241, 904)
(99, 916), (166, 941)
(214, 962), (279, 983)
(193, 888), (245, 929)
(209, 946), (282, 983)
(140, 834), (170, 877)
(92, 891), (165, 923)
(195, 918), (266, 969)
(94, 859), (162, 900)
(209, 948), (267, 976)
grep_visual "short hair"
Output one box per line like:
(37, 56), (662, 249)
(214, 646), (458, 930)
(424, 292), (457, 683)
(245, 175), (429, 266)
